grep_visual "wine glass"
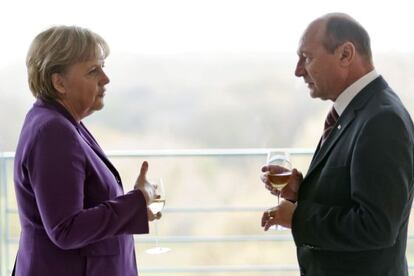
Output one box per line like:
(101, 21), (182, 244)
(266, 151), (292, 230)
(145, 178), (171, 254)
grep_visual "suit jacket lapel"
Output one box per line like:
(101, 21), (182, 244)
(305, 76), (388, 179)
(40, 100), (123, 188)
(78, 123), (123, 187)
(306, 110), (356, 177)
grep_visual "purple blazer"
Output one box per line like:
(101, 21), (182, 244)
(14, 99), (149, 276)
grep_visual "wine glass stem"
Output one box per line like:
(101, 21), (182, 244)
(277, 194), (283, 230)
(154, 221), (159, 248)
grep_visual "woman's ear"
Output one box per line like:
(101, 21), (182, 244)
(51, 73), (66, 95)
(336, 42), (355, 66)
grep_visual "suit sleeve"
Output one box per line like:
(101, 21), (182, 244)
(292, 109), (414, 251)
(27, 119), (149, 250)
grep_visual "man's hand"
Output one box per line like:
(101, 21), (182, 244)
(261, 200), (296, 230)
(261, 166), (303, 201)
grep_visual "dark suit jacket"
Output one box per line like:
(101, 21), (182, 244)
(14, 99), (149, 276)
(292, 76), (414, 276)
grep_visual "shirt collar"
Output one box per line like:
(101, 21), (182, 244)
(334, 69), (379, 116)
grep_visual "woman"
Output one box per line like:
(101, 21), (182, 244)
(14, 25), (159, 276)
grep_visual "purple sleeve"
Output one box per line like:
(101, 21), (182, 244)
(27, 120), (148, 249)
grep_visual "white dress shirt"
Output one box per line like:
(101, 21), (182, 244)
(334, 70), (379, 116)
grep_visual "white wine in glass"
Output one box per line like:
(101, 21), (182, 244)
(266, 151), (292, 230)
(148, 198), (166, 214)
(268, 171), (292, 192)
(145, 178), (171, 254)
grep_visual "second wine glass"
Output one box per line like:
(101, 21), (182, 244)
(145, 178), (171, 254)
(266, 151), (292, 230)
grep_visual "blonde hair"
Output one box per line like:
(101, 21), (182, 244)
(26, 25), (110, 101)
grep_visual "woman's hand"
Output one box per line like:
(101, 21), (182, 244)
(147, 208), (162, 221)
(134, 161), (157, 204)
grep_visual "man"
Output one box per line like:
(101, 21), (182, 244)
(261, 13), (414, 275)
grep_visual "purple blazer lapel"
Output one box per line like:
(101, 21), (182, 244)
(43, 100), (123, 187)
(78, 123), (123, 187)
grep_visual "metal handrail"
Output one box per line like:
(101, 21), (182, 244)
(139, 264), (300, 273)
(0, 148), (313, 275)
(0, 148), (315, 159)
(3, 148), (414, 274)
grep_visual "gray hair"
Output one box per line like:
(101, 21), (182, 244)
(26, 25), (110, 101)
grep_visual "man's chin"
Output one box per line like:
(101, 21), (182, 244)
(310, 92), (331, 101)
(309, 89), (318, 98)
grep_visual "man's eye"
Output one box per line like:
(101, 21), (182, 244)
(88, 68), (98, 74)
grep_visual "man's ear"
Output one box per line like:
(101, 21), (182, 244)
(51, 73), (66, 94)
(337, 42), (355, 66)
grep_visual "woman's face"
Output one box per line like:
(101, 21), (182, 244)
(54, 57), (110, 121)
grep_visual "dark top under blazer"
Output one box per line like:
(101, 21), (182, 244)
(292, 76), (414, 276)
(14, 99), (149, 276)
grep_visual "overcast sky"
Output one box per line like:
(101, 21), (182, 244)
(1, 0), (413, 69)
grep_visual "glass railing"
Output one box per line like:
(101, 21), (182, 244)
(1, 149), (414, 276)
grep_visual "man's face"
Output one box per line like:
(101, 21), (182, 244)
(294, 21), (343, 101)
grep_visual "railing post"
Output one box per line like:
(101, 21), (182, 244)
(0, 153), (6, 276)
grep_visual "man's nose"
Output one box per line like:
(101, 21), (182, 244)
(295, 61), (305, 77)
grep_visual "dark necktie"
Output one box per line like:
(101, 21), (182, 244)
(321, 106), (339, 144)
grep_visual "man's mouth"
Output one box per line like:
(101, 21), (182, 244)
(306, 82), (314, 89)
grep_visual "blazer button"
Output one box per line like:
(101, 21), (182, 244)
(303, 243), (316, 249)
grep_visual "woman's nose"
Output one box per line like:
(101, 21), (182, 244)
(101, 71), (110, 85)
